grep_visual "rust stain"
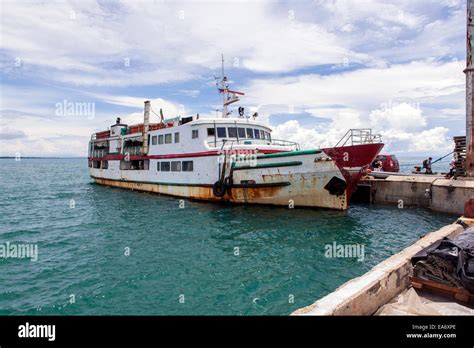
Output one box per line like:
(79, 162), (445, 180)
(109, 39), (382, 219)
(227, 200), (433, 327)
(95, 178), (284, 203)
(230, 185), (283, 201)
(367, 282), (381, 295)
(94, 172), (347, 209)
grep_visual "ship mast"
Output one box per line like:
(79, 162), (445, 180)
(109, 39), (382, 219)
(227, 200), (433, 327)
(218, 54), (244, 118)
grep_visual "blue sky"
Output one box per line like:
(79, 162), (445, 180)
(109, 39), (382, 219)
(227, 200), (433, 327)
(0, 0), (467, 156)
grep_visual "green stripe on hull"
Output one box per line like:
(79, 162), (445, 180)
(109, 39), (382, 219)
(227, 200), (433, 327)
(256, 149), (321, 159)
(232, 161), (302, 170)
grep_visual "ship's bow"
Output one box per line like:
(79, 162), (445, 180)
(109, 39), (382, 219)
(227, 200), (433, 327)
(323, 143), (384, 202)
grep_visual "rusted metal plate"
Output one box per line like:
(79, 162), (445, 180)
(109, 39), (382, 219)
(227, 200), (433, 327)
(93, 171), (347, 210)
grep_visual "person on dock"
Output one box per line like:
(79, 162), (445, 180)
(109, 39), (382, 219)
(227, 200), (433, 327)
(446, 156), (457, 180)
(371, 158), (382, 172)
(422, 157), (433, 174)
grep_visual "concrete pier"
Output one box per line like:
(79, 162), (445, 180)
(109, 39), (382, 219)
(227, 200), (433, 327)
(352, 175), (474, 215)
(292, 223), (464, 315)
(293, 176), (474, 316)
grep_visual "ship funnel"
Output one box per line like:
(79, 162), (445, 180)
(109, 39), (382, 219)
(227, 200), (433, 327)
(142, 100), (151, 155)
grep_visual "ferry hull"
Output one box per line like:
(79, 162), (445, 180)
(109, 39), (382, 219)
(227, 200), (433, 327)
(92, 173), (348, 210)
(90, 143), (383, 210)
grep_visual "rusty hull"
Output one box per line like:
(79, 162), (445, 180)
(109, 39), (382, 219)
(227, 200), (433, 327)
(93, 160), (348, 210)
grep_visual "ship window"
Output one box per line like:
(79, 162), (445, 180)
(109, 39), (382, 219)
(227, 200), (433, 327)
(265, 132), (271, 141)
(120, 160), (149, 170)
(260, 130), (265, 139)
(192, 130), (199, 139)
(171, 161), (181, 172)
(161, 162), (170, 171)
(102, 160), (108, 169)
(158, 135), (164, 144)
(134, 160), (148, 170)
(217, 127), (226, 138)
(92, 160), (101, 169)
(238, 128), (246, 138)
(246, 128), (254, 138)
(174, 132), (180, 143)
(182, 161), (193, 172)
(152, 136), (157, 145)
(254, 129), (261, 139)
(165, 134), (172, 144)
(207, 128), (215, 136)
(228, 127), (237, 138)
(157, 162), (160, 171)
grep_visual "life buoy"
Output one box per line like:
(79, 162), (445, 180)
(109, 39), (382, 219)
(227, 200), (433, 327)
(212, 180), (226, 197)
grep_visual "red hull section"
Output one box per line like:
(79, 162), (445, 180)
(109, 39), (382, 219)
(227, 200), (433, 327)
(323, 143), (384, 199)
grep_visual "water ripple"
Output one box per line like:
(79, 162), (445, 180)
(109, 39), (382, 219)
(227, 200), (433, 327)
(0, 159), (455, 315)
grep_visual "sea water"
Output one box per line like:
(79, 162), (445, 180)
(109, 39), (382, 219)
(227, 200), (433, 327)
(0, 158), (455, 315)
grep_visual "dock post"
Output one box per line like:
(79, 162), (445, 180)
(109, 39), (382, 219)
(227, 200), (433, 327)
(465, 0), (474, 176)
(142, 100), (151, 155)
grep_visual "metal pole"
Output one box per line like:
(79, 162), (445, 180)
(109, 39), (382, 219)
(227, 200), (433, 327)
(465, 0), (474, 175)
(142, 101), (151, 155)
(222, 55), (228, 118)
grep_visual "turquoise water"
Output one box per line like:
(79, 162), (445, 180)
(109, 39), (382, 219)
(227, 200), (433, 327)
(0, 158), (455, 315)
(397, 157), (451, 174)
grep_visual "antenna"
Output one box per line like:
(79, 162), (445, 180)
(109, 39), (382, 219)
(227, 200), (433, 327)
(220, 54), (228, 118)
(221, 53), (225, 80)
(216, 54), (244, 118)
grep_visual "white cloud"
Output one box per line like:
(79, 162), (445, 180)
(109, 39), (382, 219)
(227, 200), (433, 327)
(271, 120), (344, 149)
(369, 102), (427, 131)
(0, 0), (356, 85)
(244, 60), (464, 111)
(270, 119), (453, 155)
(379, 126), (452, 154)
(0, 112), (93, 157)
(244, 59), (463, 155)
(409, 127), (452, 152)
(0, 136), (88, 157)
(3, 0), (429, 85)
(308, 0), (464, 64)
(179, 89), (200, 98)
(0, 125), (26, 140)
(92, 94), (187, 124)
(94, 94), (184, 113)
(0, 0), (466, 156)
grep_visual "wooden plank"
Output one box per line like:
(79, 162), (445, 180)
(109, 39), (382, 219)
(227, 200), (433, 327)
(410, 276), (474, 304)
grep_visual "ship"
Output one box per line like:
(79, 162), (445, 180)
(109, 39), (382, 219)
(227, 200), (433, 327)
(88, 60), (383, 210)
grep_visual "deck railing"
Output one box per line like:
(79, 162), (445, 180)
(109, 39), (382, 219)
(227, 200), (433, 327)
(335, 129), (382, 147)
(208, 138), (300, 151)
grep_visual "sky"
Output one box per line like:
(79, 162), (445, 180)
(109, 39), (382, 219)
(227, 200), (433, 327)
(0, 0), (468, 157)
